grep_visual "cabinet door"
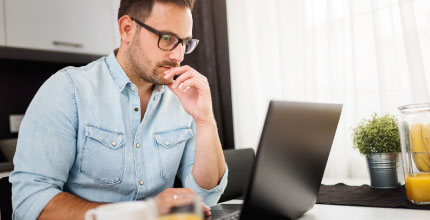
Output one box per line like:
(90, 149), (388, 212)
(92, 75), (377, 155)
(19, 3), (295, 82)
(0, 0), (5, 45)
(5, 0), (116, 55)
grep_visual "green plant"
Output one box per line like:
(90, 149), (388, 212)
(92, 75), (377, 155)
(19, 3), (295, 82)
(353, 113), (401, 155)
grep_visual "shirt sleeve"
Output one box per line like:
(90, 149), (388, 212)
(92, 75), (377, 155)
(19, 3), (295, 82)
(9, 70), (78, 220)
(177, 121), (228, 207)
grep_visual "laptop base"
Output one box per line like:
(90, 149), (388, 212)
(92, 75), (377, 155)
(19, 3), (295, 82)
(205, 204), (242, 220)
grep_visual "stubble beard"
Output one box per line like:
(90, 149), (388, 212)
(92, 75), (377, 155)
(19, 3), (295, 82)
(127, 35), (178, 85)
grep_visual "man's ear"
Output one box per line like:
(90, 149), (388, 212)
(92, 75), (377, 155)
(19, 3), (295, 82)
(118, 15), (135, 45)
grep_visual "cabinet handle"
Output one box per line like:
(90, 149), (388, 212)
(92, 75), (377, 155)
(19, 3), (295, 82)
(52, 41), (83, 48)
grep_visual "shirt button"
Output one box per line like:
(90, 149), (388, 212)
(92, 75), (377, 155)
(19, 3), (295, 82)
(165, 141), (170, 146)
(131, 86), (136, 91)
(139, 180), (144, 185)
(111, 141), (116, 146)
(136, 143), (140, 148)
(134, 108), (139, 112)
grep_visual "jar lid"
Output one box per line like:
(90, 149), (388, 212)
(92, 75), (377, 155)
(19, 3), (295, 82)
(398, 103), (430, 114)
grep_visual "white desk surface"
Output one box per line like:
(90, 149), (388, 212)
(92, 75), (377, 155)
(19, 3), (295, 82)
(222, 199), (429, 220)
(222, 178), (430, 220)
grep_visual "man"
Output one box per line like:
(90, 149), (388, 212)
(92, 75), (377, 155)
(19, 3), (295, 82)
(10, 0), (228, 219)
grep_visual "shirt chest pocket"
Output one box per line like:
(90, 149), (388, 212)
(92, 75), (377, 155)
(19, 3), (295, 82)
(80, 125), (125, 185)
(153, 127), (193, 182)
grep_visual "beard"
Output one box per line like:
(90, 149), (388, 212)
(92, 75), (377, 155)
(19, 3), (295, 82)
(126, 34), (179, 85)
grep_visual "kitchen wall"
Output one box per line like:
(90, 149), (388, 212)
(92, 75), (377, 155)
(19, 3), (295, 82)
(0, 53), (100, 173)
(0, 0), (121, 173)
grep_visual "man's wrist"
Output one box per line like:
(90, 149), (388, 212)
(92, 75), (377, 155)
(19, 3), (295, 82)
(194, 116), (217, 128)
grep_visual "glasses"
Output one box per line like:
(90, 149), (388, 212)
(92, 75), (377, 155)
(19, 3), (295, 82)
(130, 17), (199, 54)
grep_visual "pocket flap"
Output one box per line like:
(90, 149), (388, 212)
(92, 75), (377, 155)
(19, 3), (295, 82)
(85, 125), (125, 149)
(154, 127), (193, 148)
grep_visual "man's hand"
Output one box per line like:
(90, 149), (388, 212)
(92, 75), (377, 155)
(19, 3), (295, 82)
(154, 188), (211, 216)
(164, 65), (214, 124)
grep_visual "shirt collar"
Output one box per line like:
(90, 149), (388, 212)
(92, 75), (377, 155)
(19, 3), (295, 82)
(106, 50), (166, 95)
(106, 50), (130, 92)
(153, 84), (166, 95)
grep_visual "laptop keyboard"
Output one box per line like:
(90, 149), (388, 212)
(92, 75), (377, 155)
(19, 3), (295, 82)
(217, 210), (240, 220)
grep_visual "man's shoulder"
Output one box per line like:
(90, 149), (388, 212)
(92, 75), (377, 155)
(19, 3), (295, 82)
(58, 56), (109, 80)
(49, 56), (119, 94)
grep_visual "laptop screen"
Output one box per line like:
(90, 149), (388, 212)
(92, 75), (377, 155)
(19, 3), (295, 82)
(240, 101), (342, 219)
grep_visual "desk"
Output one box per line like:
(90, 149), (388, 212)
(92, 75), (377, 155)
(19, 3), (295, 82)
(221, 178), (429, 220)
(299, 204), (429, 220)
(222, 200), (429, 220)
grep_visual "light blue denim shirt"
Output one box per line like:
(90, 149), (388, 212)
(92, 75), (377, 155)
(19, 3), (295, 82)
(10, 52), (228, 220)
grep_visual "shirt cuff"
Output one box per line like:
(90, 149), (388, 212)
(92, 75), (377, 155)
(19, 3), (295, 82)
(13, 188), (61, 220)
(184, 165), (228, 206)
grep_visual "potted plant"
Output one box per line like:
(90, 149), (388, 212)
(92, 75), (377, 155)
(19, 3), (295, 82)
(353, 113), (402, 188)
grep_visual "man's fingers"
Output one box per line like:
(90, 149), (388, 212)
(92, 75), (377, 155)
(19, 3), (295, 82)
(155, 188), (208, 216)
(165, 65), (208, 84)
(178, 78), (199, 93)
(203, 203), (211, 216)
(164, 65), (191, 79)
(171, 72), (193, 89)
(169, 77), (207, 95)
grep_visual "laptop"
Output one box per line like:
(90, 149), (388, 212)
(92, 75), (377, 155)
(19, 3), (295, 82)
(207, 101), (342, 220)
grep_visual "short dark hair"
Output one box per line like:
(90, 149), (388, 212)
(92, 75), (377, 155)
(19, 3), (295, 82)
(118, 0), (195, 21)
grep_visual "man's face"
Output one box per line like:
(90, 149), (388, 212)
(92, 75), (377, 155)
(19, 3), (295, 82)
(126, 2), (193, 85)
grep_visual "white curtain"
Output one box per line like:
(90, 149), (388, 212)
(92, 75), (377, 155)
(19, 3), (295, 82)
(226, 0), (430, 179)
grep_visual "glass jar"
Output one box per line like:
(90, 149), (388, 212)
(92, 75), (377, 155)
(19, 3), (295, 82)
(398, 103), (430, 205)
(156, 193), (203, 220)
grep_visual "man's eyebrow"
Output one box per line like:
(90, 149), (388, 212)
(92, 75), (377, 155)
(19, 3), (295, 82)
(160, 30), (192, 40)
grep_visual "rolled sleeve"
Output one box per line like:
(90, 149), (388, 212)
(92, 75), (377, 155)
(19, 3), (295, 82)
(9, 70), (78, 220)
(11, 182), (61, 220)
(184, 165), (228, 206)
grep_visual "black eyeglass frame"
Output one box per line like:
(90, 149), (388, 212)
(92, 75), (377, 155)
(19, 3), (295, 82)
(130, 16), (199, 54)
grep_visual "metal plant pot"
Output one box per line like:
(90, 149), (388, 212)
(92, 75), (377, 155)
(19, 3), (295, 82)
(366, 153), (403, 189)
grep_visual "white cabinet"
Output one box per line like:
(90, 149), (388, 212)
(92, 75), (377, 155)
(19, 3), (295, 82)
(0, 0), (5, 45)
(111, 0), (121, 49)
(4, 0), (116, 55)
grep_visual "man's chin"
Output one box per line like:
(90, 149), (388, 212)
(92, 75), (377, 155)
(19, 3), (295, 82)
(153, 78), (173, 85)
(149, 69), (173, 85)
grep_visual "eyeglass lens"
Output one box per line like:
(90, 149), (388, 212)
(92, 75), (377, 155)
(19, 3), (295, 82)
(158, 34), (198, 54)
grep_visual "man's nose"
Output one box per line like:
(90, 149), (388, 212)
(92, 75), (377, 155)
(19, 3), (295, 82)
(168, 43), (184, 63)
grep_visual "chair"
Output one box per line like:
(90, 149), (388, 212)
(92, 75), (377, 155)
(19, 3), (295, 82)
(173, 148), (255, 203)
(0, 176), (12, 220)
(218, 148), (255, 203)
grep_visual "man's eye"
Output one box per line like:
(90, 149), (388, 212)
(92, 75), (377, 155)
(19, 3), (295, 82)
(162, 35), (171, 41)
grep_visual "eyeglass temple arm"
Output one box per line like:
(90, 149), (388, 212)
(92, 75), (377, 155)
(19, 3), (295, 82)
(130, 17), (163, 36)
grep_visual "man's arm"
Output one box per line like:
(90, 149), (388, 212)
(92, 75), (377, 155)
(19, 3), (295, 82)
(165, 65), (227, 189)
(10, 71), (80, 220)
(39, 193), (103, 220)
(192, 119), (226, 189)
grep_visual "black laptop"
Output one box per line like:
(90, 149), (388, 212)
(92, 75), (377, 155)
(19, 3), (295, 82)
(207, 101), (342, 220)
